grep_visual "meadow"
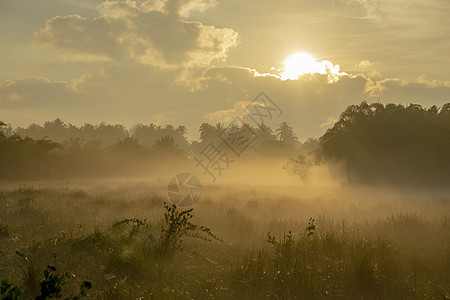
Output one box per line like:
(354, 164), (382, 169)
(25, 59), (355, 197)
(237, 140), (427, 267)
(0, 179), (448, 299)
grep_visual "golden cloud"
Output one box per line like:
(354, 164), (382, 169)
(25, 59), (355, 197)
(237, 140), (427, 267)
(33, 0), (238, 68)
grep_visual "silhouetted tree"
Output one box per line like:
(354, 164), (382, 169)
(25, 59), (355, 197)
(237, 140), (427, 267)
(43, 118), (67, 142)
(283, 154), (313, 182)
(199, 123), (224, 143)
(176, 125), (187, 136)
(320, 101), (450, 186)
(0, 134), (61, 179)
(152, 135), (184, 157)
(276, 122), (298, 148)
(110, 137), (144, 156)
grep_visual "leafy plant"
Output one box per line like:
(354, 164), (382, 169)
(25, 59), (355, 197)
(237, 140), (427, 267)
(35, 265), (91, 300)
(306, 218), (316, 236)
(157, 203), (221, 257)
(113, 218), (149, 239)
(283, 154), (313, 182)
(0, 280), (23, 300)
(266, 231), (294, 262)
(35, 266), (68, 300)
(1, 266), (91, 300)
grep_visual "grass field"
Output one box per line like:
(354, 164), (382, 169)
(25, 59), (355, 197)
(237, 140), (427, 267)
(0, 179), (449, 299)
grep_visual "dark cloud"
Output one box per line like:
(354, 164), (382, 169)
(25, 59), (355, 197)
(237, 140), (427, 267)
(0, 77), (73, 108)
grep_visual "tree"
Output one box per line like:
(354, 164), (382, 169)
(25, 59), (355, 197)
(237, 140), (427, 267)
(176, 125), (187, 137)
(131, 123), (159, 147)
(276, 122), (298, 148)
(199, 123), (224, 143)
(283, 154), (313, 182)
(43, 118), (68, 142)
(152, 135), (184, 157)
(0, 134), (61, 179)
(320, 101), (450, 185)
(0, 122), (12, 137)
(95, 123), (128, 146)
(110, 137), (144, 156)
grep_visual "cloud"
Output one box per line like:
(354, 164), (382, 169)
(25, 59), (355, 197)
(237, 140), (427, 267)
(165, 0), (218, 17)
(365, 78), (409, 97)
(203, 101), (250, 123)
(0, 77), (73, 107)
(353, 60), (381, 80)
(417, 74), (450, 89)
(33, 0), (238, 68)
(279, 58), (346, 83)
(320, 117), (337, 128)
(363, 76), (450, 108)
(34, 14), (126, 62)
(355, 60), (374, 69)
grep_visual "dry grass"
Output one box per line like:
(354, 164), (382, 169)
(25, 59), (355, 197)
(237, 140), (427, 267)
(0, 179), (449, 299)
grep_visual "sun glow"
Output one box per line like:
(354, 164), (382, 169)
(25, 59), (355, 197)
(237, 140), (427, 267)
(280, 52), (346, 82)
(282, 52), (317, 79)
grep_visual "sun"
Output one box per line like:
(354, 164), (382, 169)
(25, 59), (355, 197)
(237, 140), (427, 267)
(275, 51), (346, 82)
(281, 52), (318, 80)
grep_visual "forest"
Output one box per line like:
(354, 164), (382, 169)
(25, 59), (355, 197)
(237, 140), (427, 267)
(2, 101), (450, 188)
(0, 117), (316, 180)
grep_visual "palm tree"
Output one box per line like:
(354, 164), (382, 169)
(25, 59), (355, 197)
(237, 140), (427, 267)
(176, 125), (187, 137)
(152, 135), (183, 157)
(132, 124), (159, 147)
(199, 123), (224, 143)
(276, 122), (298, 148)
(43, 118), (67, 142)
(439, 103), (450, 116)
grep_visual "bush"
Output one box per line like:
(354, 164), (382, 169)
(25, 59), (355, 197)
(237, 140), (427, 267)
(156, 203), (221, 257)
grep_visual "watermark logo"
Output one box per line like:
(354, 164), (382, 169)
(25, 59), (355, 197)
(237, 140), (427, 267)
(167, 91), (283, 205)
(193, 91), (283, 183)
(243, 91), (283, 127)
(167, 173), (202, 207)
(193, 141), (235, 182)
(219, 122), (258, 157)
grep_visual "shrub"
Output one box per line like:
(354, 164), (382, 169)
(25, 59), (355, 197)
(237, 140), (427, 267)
(0, 280), (23, 300)
(156, 203), (221, 257)
(35, 265), (92, 300)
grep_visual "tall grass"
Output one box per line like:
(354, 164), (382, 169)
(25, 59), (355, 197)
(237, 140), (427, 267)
(0, 182), (448, 299)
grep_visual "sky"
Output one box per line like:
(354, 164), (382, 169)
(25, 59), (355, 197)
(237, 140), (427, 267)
(1, 0), (449, 140)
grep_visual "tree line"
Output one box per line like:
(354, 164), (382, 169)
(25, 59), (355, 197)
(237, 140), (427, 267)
(3, 101), (449, 186)
(0, 120), (317, 180)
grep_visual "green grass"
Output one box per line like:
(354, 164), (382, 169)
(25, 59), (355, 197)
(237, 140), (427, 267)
(0, 181), (449, 299)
